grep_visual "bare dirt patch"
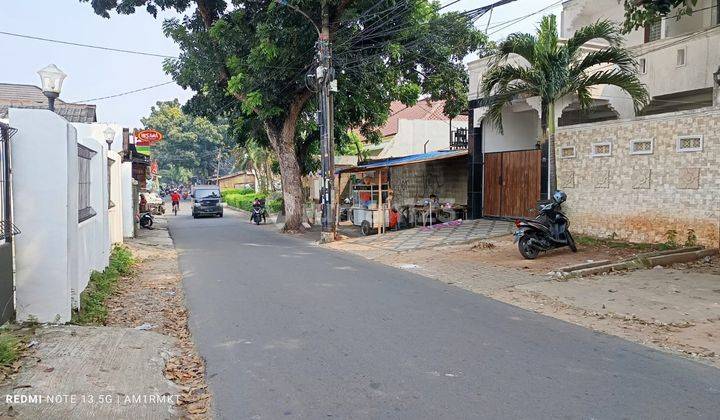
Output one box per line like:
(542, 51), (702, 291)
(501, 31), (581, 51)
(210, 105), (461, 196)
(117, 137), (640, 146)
(107, 219), (210, 418)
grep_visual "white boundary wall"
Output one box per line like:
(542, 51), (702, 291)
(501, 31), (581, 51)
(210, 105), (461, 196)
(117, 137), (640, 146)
(121, 162), (134, 238)
(10, 109), (113, 322)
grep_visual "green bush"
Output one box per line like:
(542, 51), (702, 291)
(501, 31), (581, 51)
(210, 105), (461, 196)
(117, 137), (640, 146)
(267, 198), (283, 213)
(221, 188), (254, 199)
(223, 190), (283, 213)
(0, 333), (19, 365)
(72, 245), (135, 326)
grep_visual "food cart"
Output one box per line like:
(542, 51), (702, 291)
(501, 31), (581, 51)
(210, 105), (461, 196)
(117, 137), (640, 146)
(348, 171), (391, 235)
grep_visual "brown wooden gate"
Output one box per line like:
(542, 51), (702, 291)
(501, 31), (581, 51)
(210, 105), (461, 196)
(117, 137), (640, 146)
(482, 149), (541, 218)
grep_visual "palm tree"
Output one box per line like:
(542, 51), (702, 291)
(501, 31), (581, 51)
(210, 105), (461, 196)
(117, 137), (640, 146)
(481, 15), (649, 195)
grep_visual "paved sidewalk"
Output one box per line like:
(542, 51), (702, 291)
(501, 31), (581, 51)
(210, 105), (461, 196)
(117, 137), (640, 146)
(344, 218), (514, 251)
(0, 326), (179, 419)
(0, 215), (208, 419)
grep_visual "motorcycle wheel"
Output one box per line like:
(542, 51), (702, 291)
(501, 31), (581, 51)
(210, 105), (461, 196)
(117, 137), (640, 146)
(566, 230), (578, 253)
(361, 220), (372, 236)
(518, 234), (540, 260)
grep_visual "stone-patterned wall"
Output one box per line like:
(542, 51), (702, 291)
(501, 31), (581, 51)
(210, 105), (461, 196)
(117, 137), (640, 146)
(556, 107), (720, 247)
(389, 156), (467, 207)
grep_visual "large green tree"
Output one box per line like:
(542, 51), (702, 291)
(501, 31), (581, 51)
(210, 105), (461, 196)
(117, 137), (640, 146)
(622, 0), (699, 32)
(481, 15), (648, 195)
(143, 100), (232, 184)
(82, 0), (485, 231)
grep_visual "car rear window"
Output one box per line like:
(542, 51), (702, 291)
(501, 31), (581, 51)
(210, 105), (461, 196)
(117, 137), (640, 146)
(195, 189), (221, 199)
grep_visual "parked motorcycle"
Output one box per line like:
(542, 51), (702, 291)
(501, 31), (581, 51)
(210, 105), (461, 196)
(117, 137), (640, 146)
(513, 190), (577, 259)
(139, 211), (154, 229)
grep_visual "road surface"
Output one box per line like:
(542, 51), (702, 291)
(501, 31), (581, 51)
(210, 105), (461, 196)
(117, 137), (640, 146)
(168, 206), (720, 419)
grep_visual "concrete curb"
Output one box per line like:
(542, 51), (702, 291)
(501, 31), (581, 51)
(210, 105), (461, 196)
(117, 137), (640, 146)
(558, 247), (719, 278)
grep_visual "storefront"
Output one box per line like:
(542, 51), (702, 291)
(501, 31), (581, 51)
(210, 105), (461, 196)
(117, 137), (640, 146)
(336, 150), (468, 235)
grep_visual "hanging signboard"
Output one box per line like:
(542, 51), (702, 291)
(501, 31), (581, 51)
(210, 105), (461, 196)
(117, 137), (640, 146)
(134, 129), (163, 156)
(135, 129), (163, 145)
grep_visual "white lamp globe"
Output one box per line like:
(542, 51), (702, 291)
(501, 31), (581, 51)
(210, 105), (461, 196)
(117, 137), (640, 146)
(37, 64), (67, 94)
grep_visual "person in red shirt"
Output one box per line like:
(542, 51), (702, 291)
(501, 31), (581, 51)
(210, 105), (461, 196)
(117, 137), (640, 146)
(170, 191), (181, 214)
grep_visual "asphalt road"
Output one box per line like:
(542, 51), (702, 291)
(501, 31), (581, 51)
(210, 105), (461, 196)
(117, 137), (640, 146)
(168, 205), (720, 419)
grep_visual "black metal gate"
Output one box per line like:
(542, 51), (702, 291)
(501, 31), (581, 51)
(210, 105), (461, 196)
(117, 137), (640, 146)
(0, 123), (19, 325)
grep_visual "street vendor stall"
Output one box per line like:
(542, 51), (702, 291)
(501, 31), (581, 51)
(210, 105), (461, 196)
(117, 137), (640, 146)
(336, 149), (469, 236)
(347, 170), (392, 235)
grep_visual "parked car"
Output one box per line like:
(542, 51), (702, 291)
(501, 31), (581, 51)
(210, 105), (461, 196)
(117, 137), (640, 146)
(191, 185), (223, 218)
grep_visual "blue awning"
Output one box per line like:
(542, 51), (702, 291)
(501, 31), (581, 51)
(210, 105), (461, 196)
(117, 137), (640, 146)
(336, 149), (468, 174)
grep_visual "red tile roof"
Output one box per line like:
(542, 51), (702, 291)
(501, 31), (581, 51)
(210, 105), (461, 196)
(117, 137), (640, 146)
(380, 99), (468, 137)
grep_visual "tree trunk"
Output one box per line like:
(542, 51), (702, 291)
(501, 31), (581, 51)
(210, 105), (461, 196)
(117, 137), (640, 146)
(272, 134), (305, 231)
(264, 92), (312, 232)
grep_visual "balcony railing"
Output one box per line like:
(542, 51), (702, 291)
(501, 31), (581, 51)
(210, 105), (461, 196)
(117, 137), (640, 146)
(450, 128), (468, 150)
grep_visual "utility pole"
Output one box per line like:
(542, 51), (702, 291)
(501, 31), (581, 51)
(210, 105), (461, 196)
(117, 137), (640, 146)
(317, 0), (336, 243)
(215, 148), (222, 185)
(275, 0), (336, 242)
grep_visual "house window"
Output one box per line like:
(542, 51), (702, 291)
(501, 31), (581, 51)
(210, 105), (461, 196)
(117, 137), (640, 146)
(107, 157), (115, 209)
(630, 139), (654, 155)
(559, 146), (576, 159)
(78, 144), (97, 222)
(644, 20), (661, 42)
(591, 142), (612, 157)
(677, 135), (703, 152)
(676, 47), (686, 67)
(638, 58), (647, 75)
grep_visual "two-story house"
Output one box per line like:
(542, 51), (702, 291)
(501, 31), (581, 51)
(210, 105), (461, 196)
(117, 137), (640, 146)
(465, 0), (720, 220)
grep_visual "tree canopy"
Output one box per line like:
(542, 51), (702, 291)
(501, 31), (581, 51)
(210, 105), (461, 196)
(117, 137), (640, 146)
(143, 100), (233, 184)
(622, 0), (699, 32)
(83, 0), (486, 230)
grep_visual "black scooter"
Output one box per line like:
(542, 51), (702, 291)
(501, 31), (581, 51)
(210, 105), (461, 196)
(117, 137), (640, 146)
(139, 211), (154, 229)
(513, 190), (577, 259)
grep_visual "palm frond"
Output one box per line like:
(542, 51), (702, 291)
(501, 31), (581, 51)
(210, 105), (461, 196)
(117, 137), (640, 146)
(495, 33), (537, 64)
(570, 47), (637, 77)
(480, 64), (538, 97)
(483, 82), (534, 134)
(566, 19), (623, 58)
(576, 69), (649, 111)
(535, 15), (559, 58)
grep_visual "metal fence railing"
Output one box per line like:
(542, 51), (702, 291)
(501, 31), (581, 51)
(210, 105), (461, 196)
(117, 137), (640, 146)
(0, 123), (19, 241)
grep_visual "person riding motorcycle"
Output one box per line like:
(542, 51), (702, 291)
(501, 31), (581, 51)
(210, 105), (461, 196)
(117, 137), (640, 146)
(251, 198), (267, 224)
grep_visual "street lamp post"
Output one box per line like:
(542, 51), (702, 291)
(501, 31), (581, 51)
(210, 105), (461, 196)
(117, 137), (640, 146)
(37, 64), (67, 112)
(104, 126), (116, 150)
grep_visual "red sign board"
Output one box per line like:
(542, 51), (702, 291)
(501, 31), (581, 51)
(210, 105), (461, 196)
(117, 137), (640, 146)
(150, 160), (159, 175)
(135, 129), (163, 146)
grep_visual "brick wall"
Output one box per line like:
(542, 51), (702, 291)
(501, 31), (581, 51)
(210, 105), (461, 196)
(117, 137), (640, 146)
(556, 107), (720, 247)
(389, 156), (468, 207)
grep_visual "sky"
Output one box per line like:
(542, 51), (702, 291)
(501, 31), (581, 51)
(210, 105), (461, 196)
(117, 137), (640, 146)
(0, 0), (562, 128)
